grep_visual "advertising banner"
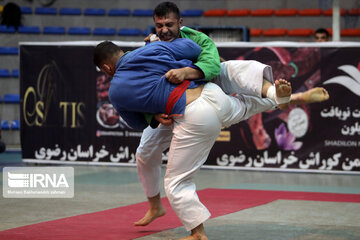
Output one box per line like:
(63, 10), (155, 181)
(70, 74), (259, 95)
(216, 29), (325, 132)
(20, 41), (360, 173)
(20, 43), (139, 165)
(213, 43), (360, 173)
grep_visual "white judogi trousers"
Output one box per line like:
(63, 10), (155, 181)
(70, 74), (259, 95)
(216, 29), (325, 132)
(136, 61), (277, 231)
(213, 60), (274, 97)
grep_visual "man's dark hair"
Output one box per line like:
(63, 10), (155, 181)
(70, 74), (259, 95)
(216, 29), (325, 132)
(93, 41), (122, 67)
(1, 2), (22, 30)
(153, 1), (180, 19)
(315, 28), (330, 37)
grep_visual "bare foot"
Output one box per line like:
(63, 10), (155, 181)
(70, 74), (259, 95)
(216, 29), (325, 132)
(134, 206), (166, 226)
(178, 224), (208, 240)
(290, 87), (329, 105)
(178, 233), (208, 240)
(275, 79), (292, 110)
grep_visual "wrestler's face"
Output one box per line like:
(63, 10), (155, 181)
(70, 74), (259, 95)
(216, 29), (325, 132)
(154, 12), (182, 42)
(315, 33), (329, 42)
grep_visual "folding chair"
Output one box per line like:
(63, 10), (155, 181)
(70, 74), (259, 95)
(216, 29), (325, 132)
(59, 8), (81, 15)
(35, 7), (57, 15)
(203, 9), (228, 17)
(84, 8), (106, 16)
(228, 9), (250, 16)
(93, 28), (116, 36)
(263, 28), (287, 36)
(18, 26), (41, 34)
(108, 9), (131, 16)
(251, 9), (274, 16)
(68, 27), (91, 35)
(43, 26), (66, 35)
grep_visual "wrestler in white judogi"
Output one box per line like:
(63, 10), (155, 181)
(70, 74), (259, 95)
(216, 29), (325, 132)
(136, 60), (281, 230)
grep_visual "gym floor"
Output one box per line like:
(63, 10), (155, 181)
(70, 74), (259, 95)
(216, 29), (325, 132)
(0, 152), (359, 240)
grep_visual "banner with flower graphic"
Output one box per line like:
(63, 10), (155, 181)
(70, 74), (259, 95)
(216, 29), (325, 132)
(209, 42), (360, 173)
(20, 42), (360, 173)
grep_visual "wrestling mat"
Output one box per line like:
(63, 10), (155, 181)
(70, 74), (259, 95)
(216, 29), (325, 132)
(1, 189), (359, 240)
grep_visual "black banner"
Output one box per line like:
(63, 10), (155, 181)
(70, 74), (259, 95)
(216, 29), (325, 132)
(212, 44), (360, 172)
(20, 42), (360, 173)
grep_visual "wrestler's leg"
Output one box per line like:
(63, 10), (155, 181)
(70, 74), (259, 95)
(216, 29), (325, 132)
(245, 79), (292, 149)
(230, 79), (291, 122)
(216, 61), (291, 107)
(134, 125), (172, 226)
(134, 193), (166, 226)
(261, 78), (273, 97)
(218, 60), (329, 108)
(263, 81), (329, 108)
(165, 92), (221, 239)
(216, 60), (271, 98)
(165, 82), (291, 238)
(179, 224), (207, 240)
(290, 87), (330, 106)
(275, 79), (292, 109)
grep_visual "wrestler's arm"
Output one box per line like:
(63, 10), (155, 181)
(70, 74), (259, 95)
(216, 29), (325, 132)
(163, 38), (203, 84)
(144, 113), (173, 127)
(123, 110), (172, 129)
(186, 28), (221, 80)
(166, 27), (221, 83)
(165, 66), (204, 84)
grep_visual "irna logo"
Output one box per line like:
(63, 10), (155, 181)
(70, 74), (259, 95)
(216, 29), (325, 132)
(3, 167), (74, 198)
(8, 172), (69, 188)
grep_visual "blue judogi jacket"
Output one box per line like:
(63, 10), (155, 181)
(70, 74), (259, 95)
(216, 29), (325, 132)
(109, 38), (204, 130)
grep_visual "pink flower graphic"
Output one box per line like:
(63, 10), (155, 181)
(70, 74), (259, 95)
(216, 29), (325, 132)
(274, 123), (303, 151)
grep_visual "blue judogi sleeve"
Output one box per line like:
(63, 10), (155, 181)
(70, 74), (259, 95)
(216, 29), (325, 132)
(117, 110), (148, 130)
(163, 38), (202, 62)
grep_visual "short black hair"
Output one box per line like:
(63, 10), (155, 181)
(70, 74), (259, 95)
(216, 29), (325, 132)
(153, 1), (180, 20)
(93, 41), (122, 67)
(1, 2), (22, 30)
(315, 28), (330, 37)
